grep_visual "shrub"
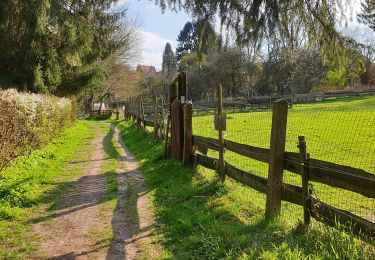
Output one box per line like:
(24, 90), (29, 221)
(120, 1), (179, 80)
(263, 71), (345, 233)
(0, 89), (75, 171)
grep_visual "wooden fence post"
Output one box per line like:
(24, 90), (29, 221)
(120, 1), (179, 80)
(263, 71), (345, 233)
(115, 104), (119, 120)
(140, 96), (145, 129)
(216, 84), (226, 182)
(137, 97), (142, 129)
(160, 97), (165, 140)
(182, 102), (193, 165)
(171, 98), (181, 160)
(153, 96), (159, 139)
(298, 136), (311, 226)
(265, 99), (288, 220)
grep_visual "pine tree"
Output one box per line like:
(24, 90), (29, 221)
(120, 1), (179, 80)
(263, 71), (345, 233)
(358, 0), (375, 31)
(0, 0), (129, 95)
(162, 43), (177, 83)
(175, 21), (199, 62)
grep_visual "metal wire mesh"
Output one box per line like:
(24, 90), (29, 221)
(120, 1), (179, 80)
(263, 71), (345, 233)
(192, 96), (375, 229)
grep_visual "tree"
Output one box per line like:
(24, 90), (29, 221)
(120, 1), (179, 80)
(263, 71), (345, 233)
(162, 43), (177, 83)
(176, 21), (199, 62)
(0, 0), (134, 95)
(358, 0), (375, 30)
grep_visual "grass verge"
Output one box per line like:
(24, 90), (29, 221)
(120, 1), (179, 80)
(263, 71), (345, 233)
(113, 120), (375, 259)
(0, 121), (95, 259)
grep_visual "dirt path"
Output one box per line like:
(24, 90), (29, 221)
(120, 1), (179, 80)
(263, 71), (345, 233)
(106, 125), (162, 260)
(33, 123), (162, 259)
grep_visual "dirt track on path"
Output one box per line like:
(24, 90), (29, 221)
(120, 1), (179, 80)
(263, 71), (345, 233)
(33, 123), (162, 260)
(106, 125), (162, 260)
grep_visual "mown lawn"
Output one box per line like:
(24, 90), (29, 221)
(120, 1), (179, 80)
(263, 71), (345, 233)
(192, 96), (375, 222)
(114, 119), (375, 259)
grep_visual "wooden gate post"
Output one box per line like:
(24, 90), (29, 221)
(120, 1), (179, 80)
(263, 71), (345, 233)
(298, 136), (311, 226)
(216, 84), (226, 182)
(265, 99), (288, 220)
(182, 102), (193, 165)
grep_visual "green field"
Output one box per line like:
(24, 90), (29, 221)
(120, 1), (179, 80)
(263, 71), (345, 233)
(192, 97), (375, 223)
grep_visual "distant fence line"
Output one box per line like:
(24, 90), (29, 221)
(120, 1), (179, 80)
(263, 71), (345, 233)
(114, 73), (375, 244)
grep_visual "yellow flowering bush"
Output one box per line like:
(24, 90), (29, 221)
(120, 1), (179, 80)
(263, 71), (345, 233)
(0, 89), (75, 171)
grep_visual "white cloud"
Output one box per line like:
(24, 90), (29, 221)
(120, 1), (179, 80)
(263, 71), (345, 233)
(135, 30), (176, 70)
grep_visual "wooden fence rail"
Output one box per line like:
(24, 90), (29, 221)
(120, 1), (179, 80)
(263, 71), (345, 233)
(193, 135), (375, 198)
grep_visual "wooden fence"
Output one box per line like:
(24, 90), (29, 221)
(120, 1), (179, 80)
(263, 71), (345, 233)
(117, 73), (375, 243)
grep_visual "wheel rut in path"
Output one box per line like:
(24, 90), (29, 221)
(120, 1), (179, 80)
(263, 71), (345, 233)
(107, 124), (162, 259)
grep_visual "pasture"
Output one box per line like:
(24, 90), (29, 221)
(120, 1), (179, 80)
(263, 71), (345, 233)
(192, 97), (375, 223)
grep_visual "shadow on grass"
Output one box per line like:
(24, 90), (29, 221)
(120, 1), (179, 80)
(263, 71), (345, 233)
(112, 120), (374, 259)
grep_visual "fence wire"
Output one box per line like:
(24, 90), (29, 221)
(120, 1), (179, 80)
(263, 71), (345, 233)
(192, 96), (375, 231)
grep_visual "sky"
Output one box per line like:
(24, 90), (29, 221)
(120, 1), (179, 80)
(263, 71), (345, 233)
(113, 0), (191, 70)
(112, 1), (374, 70)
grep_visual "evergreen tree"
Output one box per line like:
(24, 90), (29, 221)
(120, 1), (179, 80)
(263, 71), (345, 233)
(0, 0), (130, 95)
(358, 0), (375, 31)
(162, 43), (177, 82)
(175, 21), (199, 61)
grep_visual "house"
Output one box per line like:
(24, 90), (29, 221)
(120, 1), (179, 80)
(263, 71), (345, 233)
(136, 65), (157, 74)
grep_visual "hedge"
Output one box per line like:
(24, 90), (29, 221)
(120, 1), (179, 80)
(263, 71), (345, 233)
(0, 89), (76, 171)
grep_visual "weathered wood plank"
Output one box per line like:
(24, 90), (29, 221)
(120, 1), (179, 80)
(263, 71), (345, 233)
(311, 197), (375, 242)
(225, 162), (304, 206)
(192, 135), (220, 151)
(195, 154), (218, 171)
(193, 137), (375, 198)
(284, 153), (375, 198)
(224, 140), (269, 163)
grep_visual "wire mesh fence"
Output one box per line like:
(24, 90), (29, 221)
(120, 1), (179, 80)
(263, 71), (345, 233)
(192, 95), (375, 233)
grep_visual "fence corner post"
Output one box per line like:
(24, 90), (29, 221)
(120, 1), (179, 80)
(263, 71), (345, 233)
(182, 102), (193, 165)
(265, 99), (288, 220)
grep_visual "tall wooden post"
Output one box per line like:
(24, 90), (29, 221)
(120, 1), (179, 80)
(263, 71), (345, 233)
(115, 104), (119, 120)
(153, 96), (159, 139)
(182, 102), (193, 165)
(178, 73), (187, 158)
(137, 97), (141, 129)
(298, 136), (311, 226)
(141, 96), (145, 129)
(265, 99), (288, 220)
(160, 98), (165, 140)
(216, 84), (226, 182)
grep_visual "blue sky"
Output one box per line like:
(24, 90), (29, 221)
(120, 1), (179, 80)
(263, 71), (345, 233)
(113, 0), (191, 70)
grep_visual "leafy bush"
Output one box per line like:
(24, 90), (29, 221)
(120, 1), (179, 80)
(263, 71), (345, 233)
(0, 89), (75, 171)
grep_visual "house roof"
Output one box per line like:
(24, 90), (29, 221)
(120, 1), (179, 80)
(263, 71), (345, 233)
(136, 65), (156, 74)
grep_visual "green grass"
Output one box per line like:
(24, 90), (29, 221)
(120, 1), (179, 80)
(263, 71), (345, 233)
(113, 119), (375, 259)
(0, 121), (95, 259)
(192, 96), (375, 222)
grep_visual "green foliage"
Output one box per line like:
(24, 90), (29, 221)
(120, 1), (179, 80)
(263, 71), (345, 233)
(257, 49), (327, 95)
(113, 119), (374, 259)
(358, 0), (375, 31)
(325, 70), (348, 89)
(176, 21), (199, 62)
(0, 0), (127, 95)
